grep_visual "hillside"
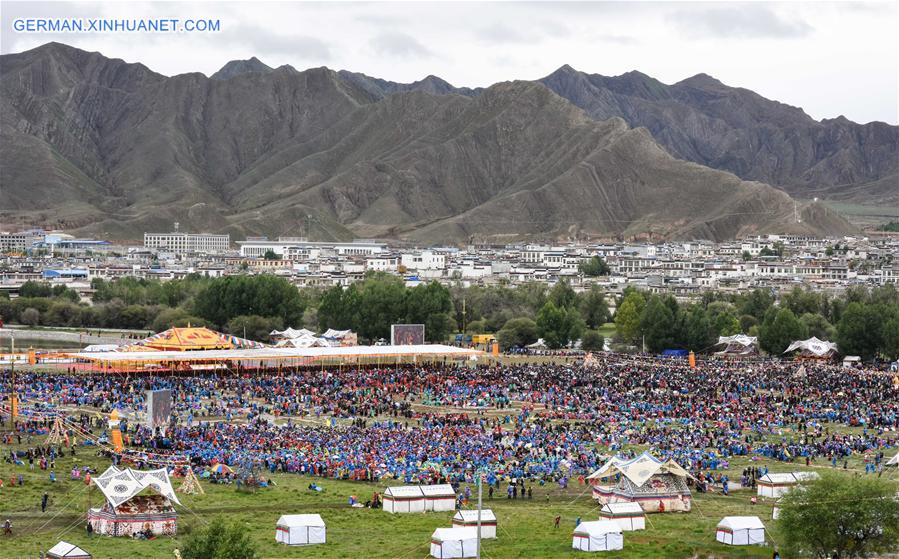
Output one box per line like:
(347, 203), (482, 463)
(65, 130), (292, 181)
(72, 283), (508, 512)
(0, 43), (856, 242)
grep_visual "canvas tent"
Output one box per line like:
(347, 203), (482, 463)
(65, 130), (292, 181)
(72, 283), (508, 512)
(716, 516), (765, 546)
(421, 484), (457, 512)
(783, 336), (838, 360)
(588, 452), (693, 513)
(714, 335), (758, 356)
(757, 471), (819, 498)
(383, 485), (426, 513)
(430, 527), (479, 558)
(89, 467), (180, 537)
(275, 514), (326, 546)
(599, 502), (645, 531)
(452, 509), (497, 539)
(47, 541), (91, 559)
(886, 452), (899, 467)
(572, 520), (623, 552)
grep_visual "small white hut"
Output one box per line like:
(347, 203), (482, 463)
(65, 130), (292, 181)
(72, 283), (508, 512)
(430, 527), (479, 558)
(599, 502), (645, 531)
(383, 485), (426, 513)
(716, 516), (765, 546)
(452, 509), (497, 539)
(757, 471), (819, 498)
(572, 520), (623, 552)
(275, 514), (326, 546)
(421, 484), (457, 512)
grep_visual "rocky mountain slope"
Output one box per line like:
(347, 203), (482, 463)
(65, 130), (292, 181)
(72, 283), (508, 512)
(0, 43), (856, 242)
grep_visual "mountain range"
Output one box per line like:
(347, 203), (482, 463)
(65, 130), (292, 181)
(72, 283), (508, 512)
(1, 42), (882, 243)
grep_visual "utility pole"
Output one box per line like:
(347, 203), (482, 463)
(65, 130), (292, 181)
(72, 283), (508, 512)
(476, 470), (483, 559)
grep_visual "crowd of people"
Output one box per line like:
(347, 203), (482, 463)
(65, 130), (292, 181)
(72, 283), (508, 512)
(2, 354), (898, 485)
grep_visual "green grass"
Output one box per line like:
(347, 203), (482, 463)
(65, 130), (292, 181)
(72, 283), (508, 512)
(5, 442), (888, 559)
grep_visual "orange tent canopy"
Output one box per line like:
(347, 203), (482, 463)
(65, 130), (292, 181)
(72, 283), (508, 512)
(144, 327), (234, 351)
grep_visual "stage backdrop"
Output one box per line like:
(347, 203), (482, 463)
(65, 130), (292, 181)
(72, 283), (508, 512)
(146, 389), (172, 429)
(391, 324), (425, 345)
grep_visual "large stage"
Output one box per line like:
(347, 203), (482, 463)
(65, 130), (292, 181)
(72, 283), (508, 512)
(59, 344), (482, 373)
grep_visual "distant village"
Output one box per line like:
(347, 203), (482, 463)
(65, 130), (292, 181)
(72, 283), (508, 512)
(1, 227), (897, 305)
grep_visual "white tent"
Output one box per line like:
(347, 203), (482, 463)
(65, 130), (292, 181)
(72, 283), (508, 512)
(587, 452), (694, 512)
(452, 509), (497, 539)
(430, 527), (479, 559)
(92, 467), (181, 507)
(714, 334), (758, 356)
(383, 485), (425, 513)
(47, 541), (91, 559)
(886, 452), (899, 467)
(275, 514), (326, 546)
(599, 502), (645, 531)
(572, 520), (623, 552)
(783, 336), (838, 359)
(421, 484), (457, 512)
(757, 471), (819, 498)
(270, 327), (316, 340)
(716, 516), (765, 546)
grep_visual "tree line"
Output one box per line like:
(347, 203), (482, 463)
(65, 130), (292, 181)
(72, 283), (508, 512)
(1, 275), (897, 359)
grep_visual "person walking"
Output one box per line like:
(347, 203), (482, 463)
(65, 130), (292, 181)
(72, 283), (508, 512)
(41, 492), (48, 513)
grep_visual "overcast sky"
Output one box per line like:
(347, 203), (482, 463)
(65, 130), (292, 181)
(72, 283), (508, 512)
(2, 1), (897, 124)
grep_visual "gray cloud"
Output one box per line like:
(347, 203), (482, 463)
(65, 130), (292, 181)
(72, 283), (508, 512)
(596, 34), (639, 46)
(369, 32), (432, 58)
(668, 4), (813, 39)
(474, 22), (532, 44)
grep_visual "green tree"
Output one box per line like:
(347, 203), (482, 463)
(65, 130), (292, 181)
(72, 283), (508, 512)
(739, 289), (774, 320)
(683, 305), (715, 351)
(536, 301), (584, 349)
(759, 307), (806, 354)
(883, 315), (899, 360)
(778, 472), (899, 559)
(578, 286), (609, 329)
(578, 256), (610, 277)
(799, 313), (835, 341)
(262, 249), (281, 260)
(580, 330), (605, 352)
(19, 281), (53, 298)
(227, 315), (284, 342)
(837, 302), (888, 360)
(639, 295), (676, 353)
(405, 282), (454, 342)
(496, 317), (538, 349)
(151, 308), (208, 332)
(19, 307), (40, 326)
(614, 290), (645, 345)
(181, 517), (258, 559)
(548, 279), (577, 309)
(354, 273), (407, 341)
(193, 275), (305, 328)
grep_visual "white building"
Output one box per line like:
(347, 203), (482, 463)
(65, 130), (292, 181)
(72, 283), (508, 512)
(144, 232), (230, 254)
(238, 237), (387, 259)
(401, 250), (446, 272)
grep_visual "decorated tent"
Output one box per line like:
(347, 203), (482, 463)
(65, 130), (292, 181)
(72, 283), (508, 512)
(321, 328), (358, 347)
(572, 520), (623, 552)
(117, 326), (267, 352)
(47, 541), (91, 559)
(599, 502), (645, 531)
(783, 336), (838, 360)
(275, 514), (326, 546)
(588, 452), (693, 513)
(270, 328), (316, 341)
(714, 335), (758, 356)
(430, 527), (479, 559)
(452, 509), (497, 539)
(716, 516), (765, 546)
(89, 467), (180, 537)
(757, 471), (819, 498)
(383, 485), (426, 513)
(421, 484), (457, 512)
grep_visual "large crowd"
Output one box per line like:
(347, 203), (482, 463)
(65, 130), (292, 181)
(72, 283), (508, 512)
(2, 355), (898, 484)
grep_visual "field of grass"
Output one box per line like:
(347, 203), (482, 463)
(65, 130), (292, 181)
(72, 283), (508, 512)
(4, 438), (889, 559)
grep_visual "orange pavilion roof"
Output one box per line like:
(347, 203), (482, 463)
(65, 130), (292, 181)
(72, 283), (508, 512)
(143, 326), (234, 351)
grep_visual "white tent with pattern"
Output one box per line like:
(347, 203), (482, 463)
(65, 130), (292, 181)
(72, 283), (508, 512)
(716, 516), (765, 545)
(572, 520), (623, 552)
(275, 514), (326, 546)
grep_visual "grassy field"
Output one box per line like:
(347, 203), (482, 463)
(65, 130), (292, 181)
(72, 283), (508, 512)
(3, 440), (888, 559)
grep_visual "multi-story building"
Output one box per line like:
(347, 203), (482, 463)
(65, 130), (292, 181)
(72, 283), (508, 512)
(144, 232), (230, 254)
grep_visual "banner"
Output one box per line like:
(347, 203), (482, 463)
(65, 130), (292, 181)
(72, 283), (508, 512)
(390, 324), (425, 346)
(146, 389), (173, 428)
